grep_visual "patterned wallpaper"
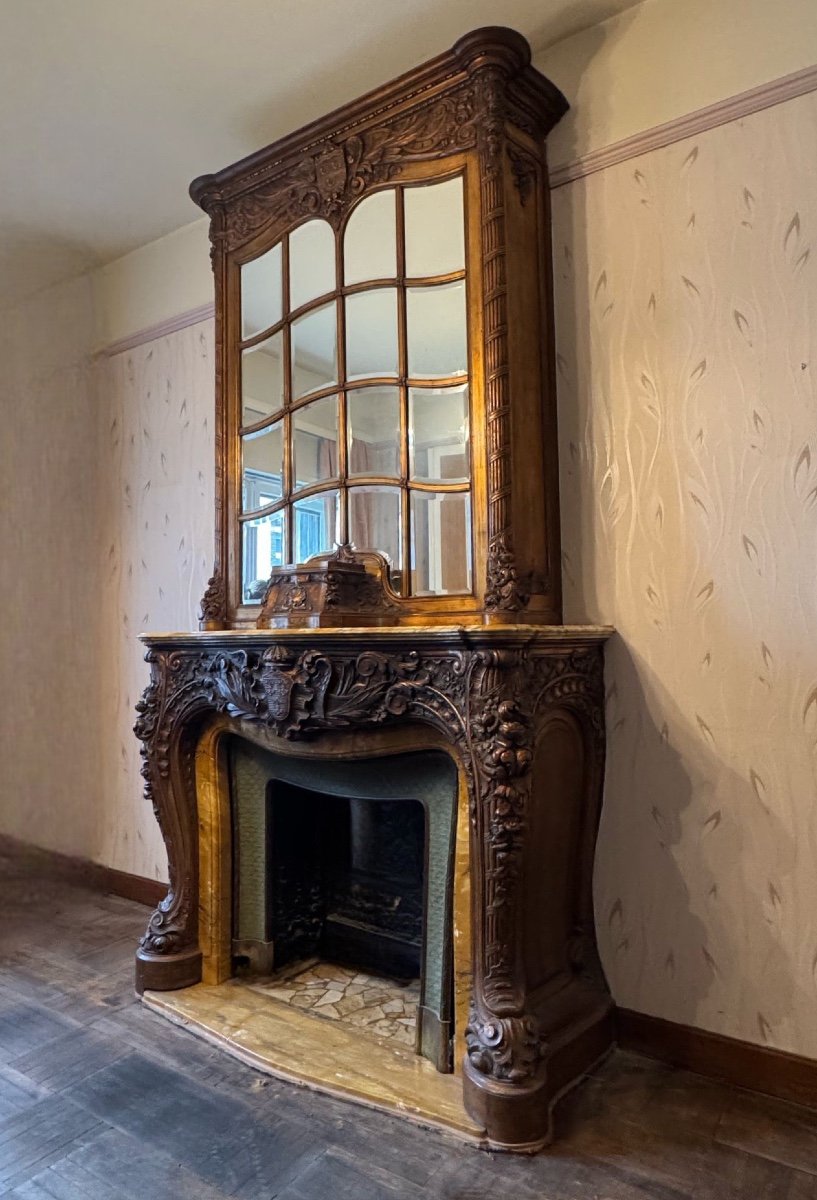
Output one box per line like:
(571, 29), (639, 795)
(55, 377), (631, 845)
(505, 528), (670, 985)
(0, 275), (103, 861)
(552, 89), (817, 1055)
(96, 324), (214, 880)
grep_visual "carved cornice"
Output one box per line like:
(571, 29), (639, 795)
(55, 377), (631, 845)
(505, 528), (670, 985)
(206, 83), (479, 251)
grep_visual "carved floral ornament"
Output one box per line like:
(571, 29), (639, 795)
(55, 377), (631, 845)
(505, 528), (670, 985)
(195, 51), (565, 253)
(133, 637), (605, 1084)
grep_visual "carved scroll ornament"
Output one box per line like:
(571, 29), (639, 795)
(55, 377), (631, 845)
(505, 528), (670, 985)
(134, 636), (605, 1086)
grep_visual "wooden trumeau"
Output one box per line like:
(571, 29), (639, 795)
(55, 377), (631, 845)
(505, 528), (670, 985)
(136, 28), (615, 1152)
(190, 26), (568, 629)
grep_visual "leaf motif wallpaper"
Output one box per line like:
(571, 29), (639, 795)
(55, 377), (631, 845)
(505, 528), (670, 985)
(0, 275), (104, 862)
(552, 89), (817, 1055)
(96, 324), (215, 881)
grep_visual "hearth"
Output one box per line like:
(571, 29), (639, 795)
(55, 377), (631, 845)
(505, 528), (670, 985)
(228, 740), (458, 1070)
(133, 29), (615, 1151)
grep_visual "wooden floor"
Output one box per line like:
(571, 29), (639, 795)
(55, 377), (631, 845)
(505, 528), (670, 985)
(2, 857), (817, 1198)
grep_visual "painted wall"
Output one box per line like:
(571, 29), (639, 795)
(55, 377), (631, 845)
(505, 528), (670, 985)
(553, 88), (817, 1055)
(538, 0), (817, 168)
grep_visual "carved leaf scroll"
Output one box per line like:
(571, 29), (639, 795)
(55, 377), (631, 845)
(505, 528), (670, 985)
(222, 85), (478, 250)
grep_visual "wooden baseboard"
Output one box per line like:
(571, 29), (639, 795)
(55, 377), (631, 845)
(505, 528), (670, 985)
(617, 1007), (817, 1110)
(0, 834), (167, 908)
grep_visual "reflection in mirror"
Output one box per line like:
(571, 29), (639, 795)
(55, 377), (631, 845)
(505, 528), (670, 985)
(291, 302), (337, 399)
(294, 490), (338, 564)
(242, 509), (286, 603)
(346, 289), (398, 380)
(404, 177), (464, 278)
(242, 421), (283, 512)
(241, 242), (282, 338)
(289, 220), (336, 311)
(409, 385), (469, 482)
(411, 490), (472, 595)
(406, 281), (467, 378)
(344, 189), (397, 285)
(349, 487), (402, 578)
(293, 396), (339, 491)
(242, 332), (284, 426)
(348, 388), (400, 478)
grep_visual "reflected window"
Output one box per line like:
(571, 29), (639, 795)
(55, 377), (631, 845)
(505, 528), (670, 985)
(237, 176), (472, 600)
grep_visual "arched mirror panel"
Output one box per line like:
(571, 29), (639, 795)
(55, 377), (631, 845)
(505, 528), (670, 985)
(237, 177), (471, 602)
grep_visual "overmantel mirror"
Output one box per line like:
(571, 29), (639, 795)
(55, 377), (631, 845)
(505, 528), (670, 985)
(193, 26), (567, 629)
(137, 27), (614, 1154)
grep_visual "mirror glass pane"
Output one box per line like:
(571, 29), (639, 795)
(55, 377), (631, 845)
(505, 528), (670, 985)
(242, 509), (286, 603)
(411, 490), (472, 595)
(291, 302), (337, 399)
(241, 332), (284, 426)
(241, 243), (282, 338)
(349, 487), (402, 574)
(348, 388), (400, 478)
(294, 490), (338, 564)
(344, 189), (397, 285)
(242, 421), (283, 512)
(346, 288), (398, 380)
(404, 178), (465, 278)
(289, 220), (336, 311)
(409, 384), (469, 482)
(406, 281), (467, 378)
(293, 396), (339, 491)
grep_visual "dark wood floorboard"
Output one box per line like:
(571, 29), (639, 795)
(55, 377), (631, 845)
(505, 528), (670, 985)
(1, 851), (817, 1198)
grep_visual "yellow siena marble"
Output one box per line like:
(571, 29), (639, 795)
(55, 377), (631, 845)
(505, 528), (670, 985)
(144, 980), (486, 1143)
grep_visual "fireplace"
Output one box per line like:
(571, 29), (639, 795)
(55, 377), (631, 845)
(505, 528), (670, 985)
(133, 29), (615, 1151)
(229, 740), (458, 1070)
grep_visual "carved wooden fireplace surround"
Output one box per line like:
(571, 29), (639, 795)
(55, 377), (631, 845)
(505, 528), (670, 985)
(134, 28), (614, 1151)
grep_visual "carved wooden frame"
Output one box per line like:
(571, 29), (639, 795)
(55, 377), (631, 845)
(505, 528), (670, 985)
(191, 27), (568, 628)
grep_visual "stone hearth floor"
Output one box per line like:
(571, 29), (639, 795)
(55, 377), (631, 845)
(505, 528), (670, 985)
(244, 959), (420, 1050)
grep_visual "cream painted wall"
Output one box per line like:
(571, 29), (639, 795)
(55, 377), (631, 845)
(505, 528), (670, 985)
(92, 218), (211, 350)
(537, 0), (817, 167)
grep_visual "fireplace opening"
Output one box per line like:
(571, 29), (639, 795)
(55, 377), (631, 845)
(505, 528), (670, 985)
(228, 739), (458, 1072)
(264, 783), (425, 979)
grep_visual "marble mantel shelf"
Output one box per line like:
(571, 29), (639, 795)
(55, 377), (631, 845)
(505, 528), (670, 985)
(139, 624), (614, 646)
